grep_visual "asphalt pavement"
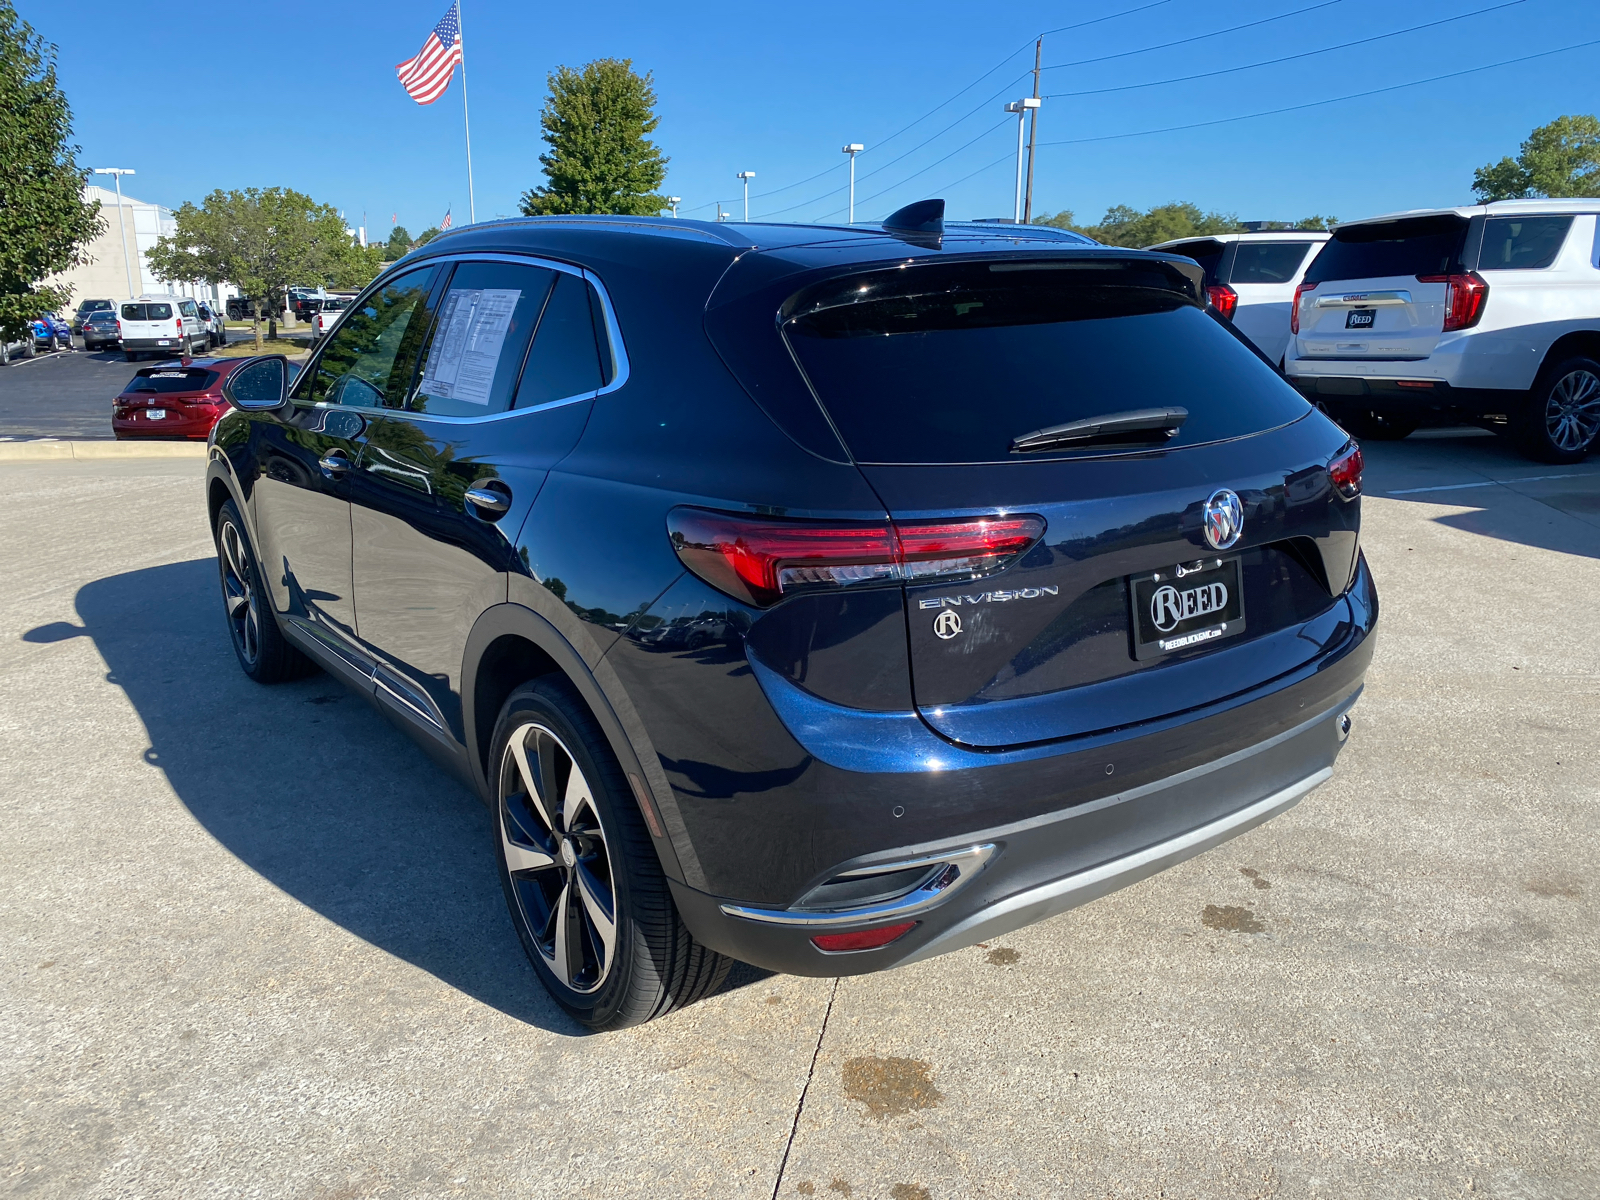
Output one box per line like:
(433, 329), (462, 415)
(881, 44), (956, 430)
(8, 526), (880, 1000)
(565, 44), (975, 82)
(1, 432), (1596, 1198)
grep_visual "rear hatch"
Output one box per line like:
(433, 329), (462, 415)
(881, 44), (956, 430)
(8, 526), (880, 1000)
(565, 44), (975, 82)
(1295, 214), (1470, 361)
(721, 252), (1363, 749)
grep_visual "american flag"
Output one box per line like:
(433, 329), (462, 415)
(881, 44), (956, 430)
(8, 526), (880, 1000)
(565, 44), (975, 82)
(396, 3), (462, 106)
(440, 208), (452, 230)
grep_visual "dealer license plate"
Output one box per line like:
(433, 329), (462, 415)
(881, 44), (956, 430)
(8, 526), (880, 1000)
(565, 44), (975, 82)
(1129, 556), (1246, 661)
(146, 409), (166, 420)
(1345, 309), (1375, 328)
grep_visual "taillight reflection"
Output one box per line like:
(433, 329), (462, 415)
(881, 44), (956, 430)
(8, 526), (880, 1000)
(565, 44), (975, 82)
(667, 508), (1046, 608)
(1328, 442), (1363, 499)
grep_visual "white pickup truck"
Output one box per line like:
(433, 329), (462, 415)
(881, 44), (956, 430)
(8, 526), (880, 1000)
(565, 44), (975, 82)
(311, 297), (353, 341)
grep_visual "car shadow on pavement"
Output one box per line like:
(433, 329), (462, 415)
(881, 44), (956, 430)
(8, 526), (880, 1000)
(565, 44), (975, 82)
(48, 558), (607, 1035)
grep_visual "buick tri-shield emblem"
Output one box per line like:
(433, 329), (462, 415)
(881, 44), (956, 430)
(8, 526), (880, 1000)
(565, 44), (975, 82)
(1202, 489), (1244, 551)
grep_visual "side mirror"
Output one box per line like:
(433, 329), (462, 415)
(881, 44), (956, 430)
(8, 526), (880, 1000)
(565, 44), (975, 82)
(222, 355), (290, 411)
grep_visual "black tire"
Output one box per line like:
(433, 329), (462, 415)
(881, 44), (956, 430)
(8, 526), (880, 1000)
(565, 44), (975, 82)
(125, 350), (138, 362)
(1512, 355), (1600, 464)
(213, 500), (316, 683)
(490, 677), (730, 1030)
(1328, 405), (1418, 441)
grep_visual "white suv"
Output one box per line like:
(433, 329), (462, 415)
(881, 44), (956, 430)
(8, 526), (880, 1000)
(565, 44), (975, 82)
(1147, 230), (1330, 365)
(1286, 200), (1600, 462)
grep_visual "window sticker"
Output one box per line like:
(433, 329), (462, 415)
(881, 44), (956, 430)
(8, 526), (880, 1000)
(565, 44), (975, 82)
(419, 288), (521, 407)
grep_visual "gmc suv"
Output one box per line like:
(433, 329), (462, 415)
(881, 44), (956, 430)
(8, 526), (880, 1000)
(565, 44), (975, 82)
(206, 205), (1377, 1029)
(1286, 200), (1600, 461)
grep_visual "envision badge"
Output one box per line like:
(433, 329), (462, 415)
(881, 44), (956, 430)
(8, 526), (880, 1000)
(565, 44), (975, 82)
(1202, 489), (1244, 551)
(933, 610), (962, 640)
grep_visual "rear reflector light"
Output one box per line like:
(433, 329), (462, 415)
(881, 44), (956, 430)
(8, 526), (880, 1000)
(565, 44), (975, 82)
(1206, 284), (1238, 321)
(811, 922), (917, 952)
(667, 508), (1046, 608)
(1395, 380), (1435, 388)
(1416, 272), (1488, 331)
(1290, 281), (1316, 334)
(1329, 441), (1363, 499)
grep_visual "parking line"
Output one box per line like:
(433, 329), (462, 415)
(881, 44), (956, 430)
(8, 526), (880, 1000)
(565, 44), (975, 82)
(1383, 471), (1599, 496)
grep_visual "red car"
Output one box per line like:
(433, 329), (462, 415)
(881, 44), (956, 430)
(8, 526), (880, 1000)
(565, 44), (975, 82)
(112, 358), (251, 440)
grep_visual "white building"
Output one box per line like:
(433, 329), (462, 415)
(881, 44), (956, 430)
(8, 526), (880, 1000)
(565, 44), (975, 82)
(47, 185), (238, 311)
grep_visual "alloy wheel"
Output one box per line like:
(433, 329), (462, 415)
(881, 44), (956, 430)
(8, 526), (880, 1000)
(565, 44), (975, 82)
(499, 722), (618, 994)
(218, 519), (260, 666)
(1545, 368), (1600, 452)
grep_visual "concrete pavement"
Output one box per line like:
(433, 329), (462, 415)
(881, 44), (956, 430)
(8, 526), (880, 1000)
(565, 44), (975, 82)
(1, 433), (1596, 1198)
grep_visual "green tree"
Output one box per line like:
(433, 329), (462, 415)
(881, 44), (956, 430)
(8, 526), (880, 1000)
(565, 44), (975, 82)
(1473, 114), (1600, 201)
(1035, 202), (1336, 244)
(414, 226), (442, 247)
(519, 58), (668, 216)
(385, 224), (412, 259)
(147, 187), (357, 349)
(0, 2), (101, 340)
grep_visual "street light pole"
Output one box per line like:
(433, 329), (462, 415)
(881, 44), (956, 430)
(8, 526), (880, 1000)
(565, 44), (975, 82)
(737, 171), (755, 221)
(666, 196), (681, 218)
(92, 168), (137, 297)
(1003, 99), (1040, 223)
(841, 144), (864, 224)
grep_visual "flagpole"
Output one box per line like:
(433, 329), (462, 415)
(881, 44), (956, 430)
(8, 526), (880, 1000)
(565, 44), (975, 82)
(457, 1), (476, 224)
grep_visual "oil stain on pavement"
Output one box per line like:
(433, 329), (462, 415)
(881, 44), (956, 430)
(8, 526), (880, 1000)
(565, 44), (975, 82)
(1202, 904), (1265, 933)
(985, 947), (1021, 966)
(842, 1056), (943, 1119)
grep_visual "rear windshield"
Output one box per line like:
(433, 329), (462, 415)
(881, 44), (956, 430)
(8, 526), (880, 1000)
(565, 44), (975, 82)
(1230, 241), (1312, 284)
(1478, 215), (1574, 270)
(121, 303), (173, 321)
(1162, 239), (1225, 285)
(126, 368), (217, 394)
(1304, 215), (1468, 284)
(782, 259), (1308, 465)
(86, 312), (118, 323)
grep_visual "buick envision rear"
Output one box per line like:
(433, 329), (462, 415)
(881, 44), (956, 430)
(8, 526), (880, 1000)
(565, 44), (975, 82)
(206, 205), (1376, 1029)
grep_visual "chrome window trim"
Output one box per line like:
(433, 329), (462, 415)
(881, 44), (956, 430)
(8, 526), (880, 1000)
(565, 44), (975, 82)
(306, 249), (631, 428)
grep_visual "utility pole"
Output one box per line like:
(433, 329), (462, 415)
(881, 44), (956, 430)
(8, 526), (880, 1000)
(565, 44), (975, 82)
(737, 171), (756, 221)
(1004, 98), (1039, 224)
(841, 144), (864, 224)
(92, 168), (138, 298)
(1024, 37), (1043, 224)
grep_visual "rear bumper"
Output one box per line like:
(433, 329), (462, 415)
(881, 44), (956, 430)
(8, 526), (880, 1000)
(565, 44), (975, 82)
(1286, 374), (1526, 415)
(671, 691), (1358, 975)
(122, 338), (185, 351)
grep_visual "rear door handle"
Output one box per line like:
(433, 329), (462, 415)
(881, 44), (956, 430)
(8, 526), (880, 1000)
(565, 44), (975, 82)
(465, 481), (511, 518)
(318, 449), (351, 477)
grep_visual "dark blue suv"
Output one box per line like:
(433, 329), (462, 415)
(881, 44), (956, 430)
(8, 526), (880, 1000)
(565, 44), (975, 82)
(206, 205), (1376, 1029)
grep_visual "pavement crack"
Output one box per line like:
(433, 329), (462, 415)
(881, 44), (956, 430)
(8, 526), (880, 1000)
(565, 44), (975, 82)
(771, 976), (839, 1200)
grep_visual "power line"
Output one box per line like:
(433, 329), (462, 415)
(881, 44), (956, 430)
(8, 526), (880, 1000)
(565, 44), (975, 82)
(1038, 38), (1600, 148)
(1043, 0), (1528, 98)
(1039, 0), (1343, 73)
(814, 119), (1013, 222)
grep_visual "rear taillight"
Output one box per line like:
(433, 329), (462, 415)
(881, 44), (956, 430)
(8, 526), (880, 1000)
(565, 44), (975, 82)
(1328, 441), (1363, 499)
(666, 508), (1046, 608)
(1206, 284), (1238, 321)
(1416, 272), (1488, 332)
(1290, 281), (1317, 334)
(811, 922), (917, 952)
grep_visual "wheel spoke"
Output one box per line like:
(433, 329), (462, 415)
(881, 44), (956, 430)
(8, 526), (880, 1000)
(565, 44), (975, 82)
(574, 861), (616, 968)
(563, 762), (596, 834)
(550, 882), (575, 988)
(500, 805), (557, 873)
(508, 729), (557, 833)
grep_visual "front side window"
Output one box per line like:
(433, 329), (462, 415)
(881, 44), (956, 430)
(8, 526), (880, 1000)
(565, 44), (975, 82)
(412, 261), (556, 417)
(179, 300), (199, 317)
(298, 267), (440, 409)
(1479, 215), (1574, 271)
(1230, 242), (1312, 284)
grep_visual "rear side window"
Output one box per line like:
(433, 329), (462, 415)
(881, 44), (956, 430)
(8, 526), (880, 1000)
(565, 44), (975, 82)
(412, 261), (556, 417)
(126, 368), (217, 394)
(1230, 241), (1312, 284)
(1304, 216), (1468, 284)
(782, 259), (1307, 465)
(121, 303), (173, 321)
(1478, 215), (1574, 270)
(1162, 239), (1225, 286)
(513, 272), (605, 409)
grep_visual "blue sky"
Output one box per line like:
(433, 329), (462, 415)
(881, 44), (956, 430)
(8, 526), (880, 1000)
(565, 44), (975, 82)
(30, 0), (1600, 235)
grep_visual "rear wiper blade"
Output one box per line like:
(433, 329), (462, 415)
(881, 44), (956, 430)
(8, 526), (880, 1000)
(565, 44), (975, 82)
(1010, 406), (1188, 453)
